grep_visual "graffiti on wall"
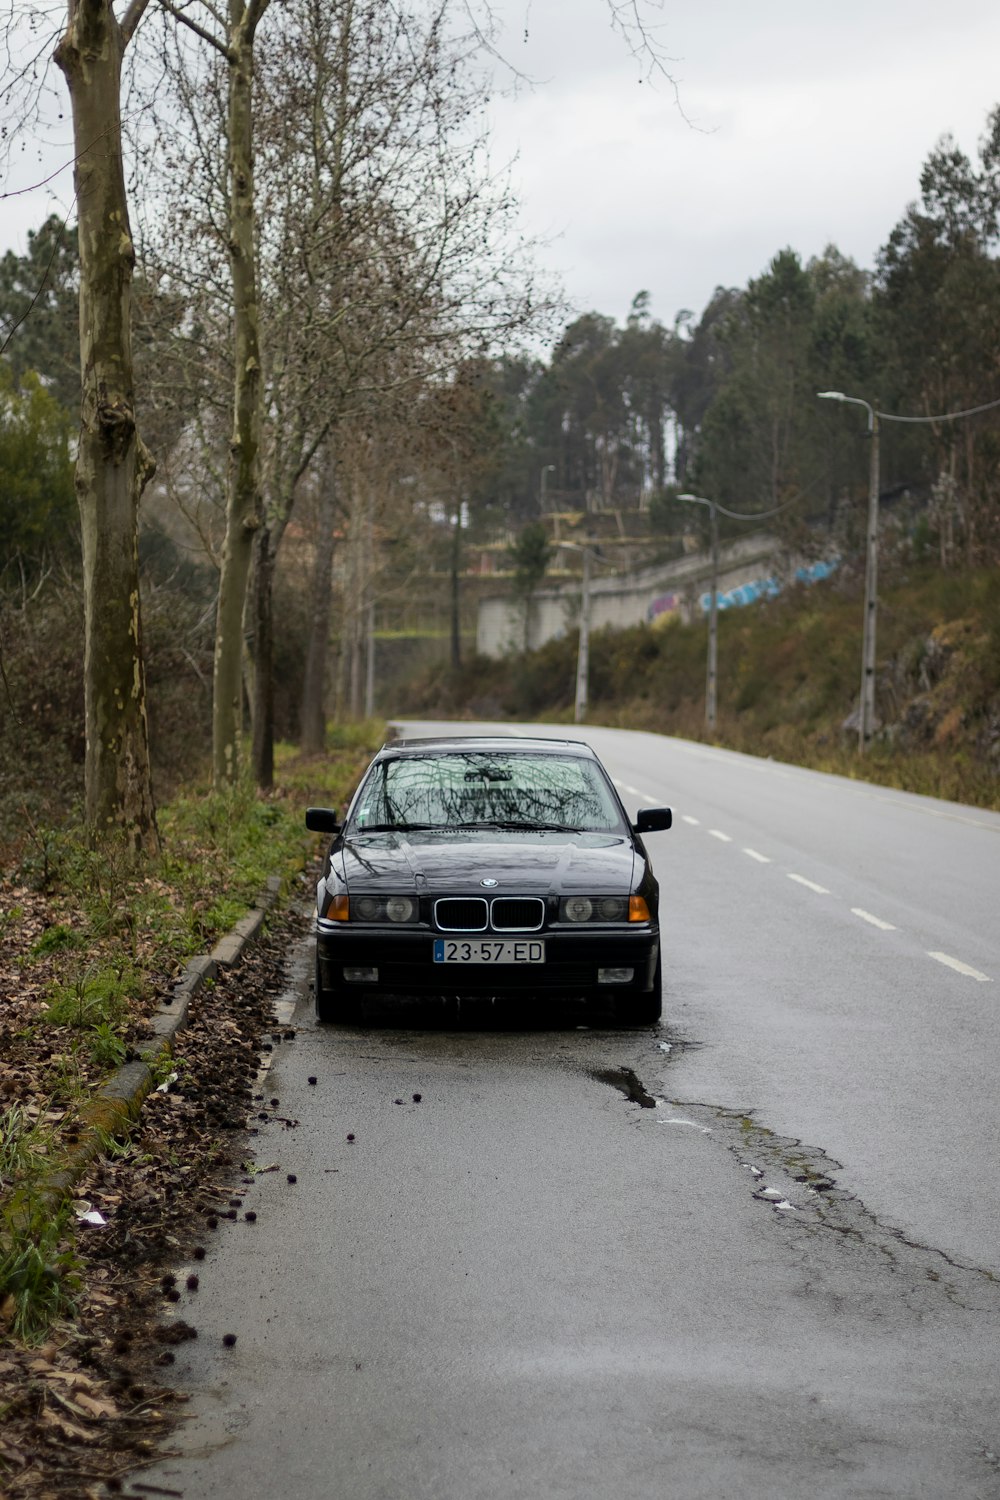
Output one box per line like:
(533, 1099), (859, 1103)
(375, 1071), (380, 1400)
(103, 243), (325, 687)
(646, 558), (838, 623)
(647, 591), (682, 623)
(699, 558), (838, 614)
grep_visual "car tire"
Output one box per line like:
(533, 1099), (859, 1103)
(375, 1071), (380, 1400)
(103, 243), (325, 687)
(314, 950), (360, 1024)
(616, 952), (662, 1026)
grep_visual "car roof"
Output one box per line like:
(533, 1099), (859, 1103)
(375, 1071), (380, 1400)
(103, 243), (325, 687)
(379, 735), (599, 760)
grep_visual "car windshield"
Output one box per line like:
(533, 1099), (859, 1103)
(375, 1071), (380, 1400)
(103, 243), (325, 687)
(350, 750), (625, 834)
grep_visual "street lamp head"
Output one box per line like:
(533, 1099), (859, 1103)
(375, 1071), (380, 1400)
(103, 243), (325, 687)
(817, 388), (875, 428)
(677, 492), (709, 505)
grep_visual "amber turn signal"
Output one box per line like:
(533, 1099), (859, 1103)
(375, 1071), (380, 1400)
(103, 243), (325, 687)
(628, 895), (651, 922)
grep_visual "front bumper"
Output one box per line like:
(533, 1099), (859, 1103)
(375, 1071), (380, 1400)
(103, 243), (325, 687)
(316, 923), (659, 999)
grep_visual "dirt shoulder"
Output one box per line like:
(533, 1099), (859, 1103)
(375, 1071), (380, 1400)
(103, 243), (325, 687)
(0, 896), (311, 1500)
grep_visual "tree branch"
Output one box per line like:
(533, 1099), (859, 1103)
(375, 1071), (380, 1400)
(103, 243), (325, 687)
(244, 0), (271, 43)
(155, 0), (232, 60)
(121, 0), (154, 45)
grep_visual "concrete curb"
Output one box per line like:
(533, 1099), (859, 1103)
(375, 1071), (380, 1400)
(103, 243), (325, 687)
(41, 873), (287, 1210)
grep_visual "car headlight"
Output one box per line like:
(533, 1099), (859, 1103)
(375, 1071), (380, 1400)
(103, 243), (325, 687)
(347, 895), (418, 923)
(560, 896), (633, 923)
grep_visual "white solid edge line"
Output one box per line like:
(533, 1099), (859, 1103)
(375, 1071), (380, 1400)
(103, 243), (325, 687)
(852, 908), (897, 931)
(928, 951), (992, 982)
(708, 829), (732, 843)
(682, 815), (700, 825)
(743, 848), (772, 864)
(787, 873), (831, 895)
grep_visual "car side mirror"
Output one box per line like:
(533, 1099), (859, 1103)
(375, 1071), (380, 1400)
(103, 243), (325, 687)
(633, 806), (672, 834)
(306, 807), (341, 834)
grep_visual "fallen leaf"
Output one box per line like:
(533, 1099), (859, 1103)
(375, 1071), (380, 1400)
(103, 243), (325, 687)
(74, 1391), (120, 1419)
(45, 1413), (98, 1444)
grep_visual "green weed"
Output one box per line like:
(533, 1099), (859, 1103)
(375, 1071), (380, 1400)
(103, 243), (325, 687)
(40, 1047), (89, 1108)
(0, 1106), (55, 1193)
(0, 1196), (81, 1343)
(87, 1022), (128, 1071)
(44, 963), (138, 1031)
(0, 903), (24, 939)
(29, 923), (82, 958)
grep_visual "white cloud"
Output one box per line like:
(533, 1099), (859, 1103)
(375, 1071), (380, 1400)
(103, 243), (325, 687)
(485, 0), (1000, 328)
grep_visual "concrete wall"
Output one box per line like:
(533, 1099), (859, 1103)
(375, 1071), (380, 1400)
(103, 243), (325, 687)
(476, 533), (792, 658)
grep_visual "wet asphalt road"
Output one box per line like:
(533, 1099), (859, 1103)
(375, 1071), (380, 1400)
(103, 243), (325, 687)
(131, 723), (1000, 1499)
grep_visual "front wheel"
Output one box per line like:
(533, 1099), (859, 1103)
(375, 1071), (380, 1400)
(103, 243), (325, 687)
(616, 952), (662, 1026)
(314, 950), (361, 1025)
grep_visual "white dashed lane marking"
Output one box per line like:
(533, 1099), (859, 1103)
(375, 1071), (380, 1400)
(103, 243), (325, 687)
(627, 787), (993, 984)
(928, 952), (992, 982)
(787, 873), (831, 895)
(852, 908), (897, 932)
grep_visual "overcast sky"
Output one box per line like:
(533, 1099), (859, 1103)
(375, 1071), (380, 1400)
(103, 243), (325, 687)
(4, 1), (1000, 345)
(484, 0), (1000, 331)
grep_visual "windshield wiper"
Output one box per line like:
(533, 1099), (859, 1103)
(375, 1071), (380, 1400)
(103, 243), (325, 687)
(353, 821), (442, 833)
(460, 819), (582, 833)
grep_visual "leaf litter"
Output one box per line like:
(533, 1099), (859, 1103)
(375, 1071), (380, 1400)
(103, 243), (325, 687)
(0, 894), (312, 1500)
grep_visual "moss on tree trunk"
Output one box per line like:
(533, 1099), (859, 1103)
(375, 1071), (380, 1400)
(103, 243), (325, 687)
(55, 0), (158, 855)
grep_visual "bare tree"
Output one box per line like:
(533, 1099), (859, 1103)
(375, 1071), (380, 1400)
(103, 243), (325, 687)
(52, 0), (159, 851)
(148, 0), (555, 774)
(148, 0), (272, 785)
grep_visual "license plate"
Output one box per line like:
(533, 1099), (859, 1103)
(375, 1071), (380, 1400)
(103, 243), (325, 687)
(433, 939), (545, 964)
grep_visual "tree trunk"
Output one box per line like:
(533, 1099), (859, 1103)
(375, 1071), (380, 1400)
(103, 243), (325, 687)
(250, 522), (275, 789)
(349, 604), (363, 717)
(300, 469), (338, 754)
(212, 9), (263, 786)
(55, 0), (158, 855)
(450, 509), (462, 669)
(364, 599), (375, 718)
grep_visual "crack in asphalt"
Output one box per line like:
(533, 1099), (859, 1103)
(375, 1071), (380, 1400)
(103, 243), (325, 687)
(588, 1058), (999, 1311)
(666, 1098), (1000, 1306)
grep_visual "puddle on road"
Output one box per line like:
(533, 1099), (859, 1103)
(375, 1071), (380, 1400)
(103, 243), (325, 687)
(591, 1066), (659, 1108)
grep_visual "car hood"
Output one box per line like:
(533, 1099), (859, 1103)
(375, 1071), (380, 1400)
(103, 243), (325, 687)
(336, 828), (637, 895)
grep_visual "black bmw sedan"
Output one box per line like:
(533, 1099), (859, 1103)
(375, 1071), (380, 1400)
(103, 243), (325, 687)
(305, 735), (671, 1025)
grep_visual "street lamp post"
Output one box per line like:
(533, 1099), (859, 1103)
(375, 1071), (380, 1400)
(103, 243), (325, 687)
(574, 545), (591, 724)
(558, 540), (598, 723)
(678, 493), (719, 730)
(817, 391), (880, 753)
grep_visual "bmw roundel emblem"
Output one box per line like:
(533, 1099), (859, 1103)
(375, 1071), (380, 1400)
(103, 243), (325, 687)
(480, 878), (499, 888)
